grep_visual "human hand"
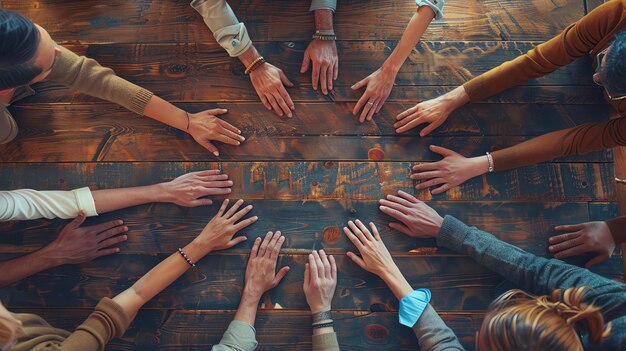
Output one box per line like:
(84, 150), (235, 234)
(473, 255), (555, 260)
(395, 98), (455, 135)
(351, 66), (397, 122)
(300, 39), (338, 95)
(304, 250), (337, 314)
(187, 108), (245, 157)
(162, 170), (233, 207)
(46, 212), (128, 265)
(412, 145), (488, 194)
(379, 190), (443, 238)
(243, 231), (290, 299)
(192, 199), (257, 255)
(343, 220), (399, 279)
(250, 63), (295, 117)
(549, 221), (616, 267)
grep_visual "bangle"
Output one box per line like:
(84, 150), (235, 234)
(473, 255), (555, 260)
(315, 29), (335, 36)
(178, 248), (196, 267)
(485, 152), (494, 173)
(312, 321), (334, 329)
(312, 310), (332, 323)
(244, 56), (266, 75)
(312, 33), (337, 41)
(185, 111), (190, 131)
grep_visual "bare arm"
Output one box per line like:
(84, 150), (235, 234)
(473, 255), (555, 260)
(352, 5), (436, 122)
(113, 199), (256, 319)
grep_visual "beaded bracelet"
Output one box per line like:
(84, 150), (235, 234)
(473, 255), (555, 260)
(312, 33), (337, 41)
(244, 56), (266, 75)
(312, 321), (334, 329)
(485, 152), (494, 173)
(178, 248), (196, 267)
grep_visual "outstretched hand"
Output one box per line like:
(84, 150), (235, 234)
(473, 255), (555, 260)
(379, 190), (443, 238)
(343, 220), (397, 278)
(352, 66), (396, 123)
(250, 63), (295, 118)
(163, 169), (232, 207)
(193, 199), (257, 254)
(549, 221), (616, 267)
(301, 39), (338, 95)
(243, 231), (290, 299)
(304, 250), (337, 314)
(412, 145), (488, 194)
(187, 108), (245, 157)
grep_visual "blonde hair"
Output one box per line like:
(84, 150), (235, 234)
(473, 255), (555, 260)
(480, 286), (611, 351)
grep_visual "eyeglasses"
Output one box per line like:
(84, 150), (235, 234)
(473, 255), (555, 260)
(594, 47), (626, 101)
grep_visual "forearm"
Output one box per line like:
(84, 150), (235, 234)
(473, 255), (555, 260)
(113, 240), (209, 319)
(314, 9), (334, 31)
(0, 246), (62, 287)
(381, 266), (414, 301)
(143, 95), (188, 132)
(233, 289), (261, 326)
(412, 305), (464, 351)
(383, 7), (435, 73)
(91, 183), (168, 214)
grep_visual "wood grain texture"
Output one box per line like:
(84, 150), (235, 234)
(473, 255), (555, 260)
(7, 101), (612, 137)
(7, 309), (484, 351)
(0, 162), (615, 202)
(2, 0), (583, 43)
(1, 252), (621, 311)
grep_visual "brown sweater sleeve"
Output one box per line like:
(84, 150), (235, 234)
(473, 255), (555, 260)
(32, 298), (130, 351)
(462, 0), (626, 102)
(606, 216), (626, 245)
(47, 46), (154, 115)
(491, 117), (626, 171)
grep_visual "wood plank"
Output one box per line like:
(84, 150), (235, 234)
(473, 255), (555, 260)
(6, 309), (483, 351)
(7, 102), (611, 138)
(0, 253), (621, 311)
(0, 200), (597, 255)
(21, 42), (598, 105)
(2, 0), (584, 43)
(0, 162), (615, 202)
(0, 106), (612, 162)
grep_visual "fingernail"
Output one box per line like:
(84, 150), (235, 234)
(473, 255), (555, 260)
(123, 227), (128, 231)
(549, 246), (554, 251)
(241, 136), (246, 141)
(213, 152), (219, 156)
(238, 130), (242, 133)
(236, 142), (241, 145)
(253, 216), (258, 220)
(115, 248), (120, 252)
(227, 188), (232, 193)
(123, 235), (128, 240)
(285, 266), (291, 271)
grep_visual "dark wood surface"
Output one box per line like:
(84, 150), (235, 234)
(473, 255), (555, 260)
(0, 0), (622, 350)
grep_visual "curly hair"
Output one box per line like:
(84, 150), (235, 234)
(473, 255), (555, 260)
(479, 286), (612, 351)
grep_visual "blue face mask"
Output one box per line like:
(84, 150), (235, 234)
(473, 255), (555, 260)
(595, 46), (626, 101)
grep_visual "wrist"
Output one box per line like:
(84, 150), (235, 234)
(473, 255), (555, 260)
(310, 305), (332, 315)
(152, 182), (172, 203)
(184, 240), (212, 262)
(238, 45), (261, 67)
(442, 86), (470, 110)
(469, 155), (490, 176)
(38, 243), (68, 267)
(381, 58), (402, 75)
(314, 9), (334, 31)
(242, 285), (264, 301)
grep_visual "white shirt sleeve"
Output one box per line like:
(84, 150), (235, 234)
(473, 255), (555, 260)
(190, 0), (253, 57)
(416, 0), (444, 20)
(0, 187), (98, 221)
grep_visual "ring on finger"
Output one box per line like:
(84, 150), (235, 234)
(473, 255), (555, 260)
(367, 101), (374, 105)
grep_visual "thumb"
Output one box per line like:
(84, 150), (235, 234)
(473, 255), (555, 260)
(227, 236), (248, 248)
(429, 145), (457, 157)
(279, 70), (294, 87)
(202, 141), (220, 157)
(300, 49), (311, 73)
(346, 251), (366, 270)
(585, 254), (608, 268)
(272, 266), (291, 287)
(69, 211), (87, 229)
(208, 108), (228, 116)
(351, 77), (368, 91)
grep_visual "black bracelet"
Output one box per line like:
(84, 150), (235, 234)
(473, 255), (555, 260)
(312, 310), (332, 324)
(178, 248), (196, 267)
(312, 321), (334, 329)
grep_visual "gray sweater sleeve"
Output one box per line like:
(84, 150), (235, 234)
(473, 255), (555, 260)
(412, 304), (464, 350)
(436, 215), (626, 322)
(211, 320), (258, 351)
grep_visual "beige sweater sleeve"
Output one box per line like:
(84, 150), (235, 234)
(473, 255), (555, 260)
(312, 332), (340, 351)
(31, 298), (131, 351)
(0, 187), (98, 221)
(47, 46), (154, 115)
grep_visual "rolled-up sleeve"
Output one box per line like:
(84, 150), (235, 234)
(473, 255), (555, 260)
(310, 0), (337, 11)
(416, 0), (444, 20)
(211, 320), (258, 351)
(191, 0), (253, 57)
(0, 187), (98, 221)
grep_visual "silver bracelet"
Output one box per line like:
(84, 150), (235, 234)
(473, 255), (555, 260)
(312, 310), (332, 324)
(485, 152), (494, 173)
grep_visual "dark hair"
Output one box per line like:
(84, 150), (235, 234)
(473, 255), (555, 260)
(0, 10), (42, 90)
(601, 30), (626, 95)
